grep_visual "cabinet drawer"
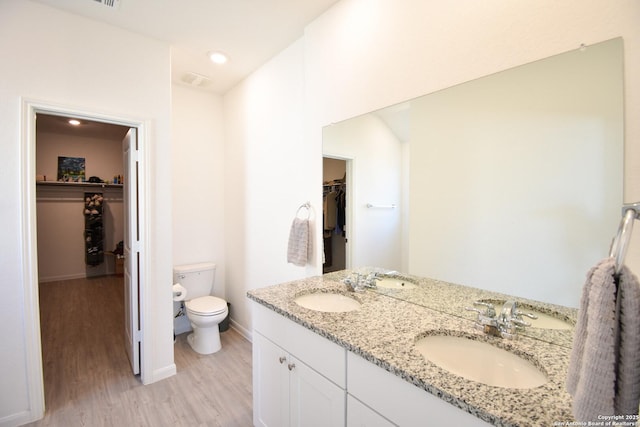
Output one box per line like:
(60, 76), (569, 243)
(253, 302), (346, 388)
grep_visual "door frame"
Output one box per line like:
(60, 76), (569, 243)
(322, 153), (354, 269)
(20, 98), (151, 418)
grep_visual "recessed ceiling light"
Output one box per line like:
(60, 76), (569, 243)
(68, 119), (81, 126)
(208, 51), (228, 65)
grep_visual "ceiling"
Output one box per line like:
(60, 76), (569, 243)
(32, 0), (340, 94)
(37, 113), (131, 140)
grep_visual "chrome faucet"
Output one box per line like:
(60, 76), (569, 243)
(343, 272), (380, 292)
(465, 300), (537, 339)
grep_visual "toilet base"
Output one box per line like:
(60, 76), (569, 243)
(187, 326), (222, 355)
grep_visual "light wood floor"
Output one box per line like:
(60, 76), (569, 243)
(28, 276), (253, 427)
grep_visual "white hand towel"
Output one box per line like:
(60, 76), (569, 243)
(567, 257), (640, 421)
(287, 218), (310, 267)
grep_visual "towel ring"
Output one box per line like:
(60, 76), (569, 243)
(296, 202), (311, 219)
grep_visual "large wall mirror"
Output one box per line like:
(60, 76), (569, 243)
(322, 38), (623, 311)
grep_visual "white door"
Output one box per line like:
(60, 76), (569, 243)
(123, 128), (141, 375)
(253, 333), (290, 427)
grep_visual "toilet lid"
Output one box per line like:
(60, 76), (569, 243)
(186, 296), (227, 315)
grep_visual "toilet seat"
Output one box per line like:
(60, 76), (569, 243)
(186, 296), (227, 316)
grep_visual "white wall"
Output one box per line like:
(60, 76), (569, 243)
(171, 84), (226, 289)
(36, 131), (125, 183)
(36, 185), (124, 281)
(228, 0), (640, 333)
(0, 1), (173, 424)
(224, 38), (317, 336)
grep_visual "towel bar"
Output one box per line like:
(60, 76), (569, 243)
(610, 203), (640, 274)
(366, 203), (396, 209)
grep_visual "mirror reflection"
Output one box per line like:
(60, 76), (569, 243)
(322, 38), (623, 345)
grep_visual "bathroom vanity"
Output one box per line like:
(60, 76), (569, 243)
(247, 270), (577, 427)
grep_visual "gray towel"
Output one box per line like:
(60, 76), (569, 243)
(287, 218), (310, 267)
(566, 258), (640, 421)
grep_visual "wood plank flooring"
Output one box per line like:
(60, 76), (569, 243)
(28, 276), (253, 427)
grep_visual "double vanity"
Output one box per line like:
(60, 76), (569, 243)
(247, 269), (577, 426)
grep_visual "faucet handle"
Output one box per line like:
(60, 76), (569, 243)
(472, 301), (496, 317)
(514, 309), (538, 320)
(366, 272), (381, 281)
(465, 306), (483, 315)
(473, 301), (494, 309)
(509, 318), (531, 327)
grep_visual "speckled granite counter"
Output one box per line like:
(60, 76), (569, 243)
(247, 271), (577, 427)
(326, 268), (578, 348)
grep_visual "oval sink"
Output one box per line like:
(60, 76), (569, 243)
(415, 335), (547, 389)
(524, 310), (573, 330)
(295, 292), (361, 313)
(377, 277), (417, 290)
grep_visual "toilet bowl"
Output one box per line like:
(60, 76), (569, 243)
(185, 295), (229, 354)
(173, 262), (228, 355)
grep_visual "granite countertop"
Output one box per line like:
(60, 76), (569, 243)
(247, 271), (577, 427)
(325, 268), (578, 348)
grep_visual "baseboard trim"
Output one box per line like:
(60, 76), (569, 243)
(230, 319), (252, 342)
(0, 408), (38, 427)
(38, 273), (87, 283)
(150, 363), (177, 384)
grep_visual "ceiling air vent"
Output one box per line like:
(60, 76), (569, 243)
(181, 72), (212, 88)
(93, 0), (120, 9)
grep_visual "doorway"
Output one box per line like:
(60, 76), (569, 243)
(34, 113), (132, 410)
(22, 101), (147, 419)
(323, 157), (348, 273)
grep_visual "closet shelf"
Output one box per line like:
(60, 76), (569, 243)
(36, 181), (123, 188)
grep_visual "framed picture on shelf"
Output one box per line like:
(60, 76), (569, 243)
(57, 156), (85, 182)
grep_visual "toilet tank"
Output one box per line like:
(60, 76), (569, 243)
(173, 262), (216, 300)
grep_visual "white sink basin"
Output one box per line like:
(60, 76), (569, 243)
(377, 277), (417, 290)
(415, 335), (547, 389)
(525, 310), (573, 330)
(295, 292), (361, 313)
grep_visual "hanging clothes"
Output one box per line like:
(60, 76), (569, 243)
(324, 190), (337, 231)
(336, 187), (346, 236)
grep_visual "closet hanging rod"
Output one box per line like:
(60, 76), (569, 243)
(609, 202), (640, 274)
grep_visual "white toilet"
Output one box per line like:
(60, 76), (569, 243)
(173, 262), (228, 355)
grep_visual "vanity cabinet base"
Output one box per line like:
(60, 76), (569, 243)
(252, 303), (346, 427)
(347, 352), (491, 426)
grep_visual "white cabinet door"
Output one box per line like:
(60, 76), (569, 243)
(253, 333), (290, 427)
(290, 355), (346, 427)
(254, 331), (346, 427)
(347, 395), (396, 427)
